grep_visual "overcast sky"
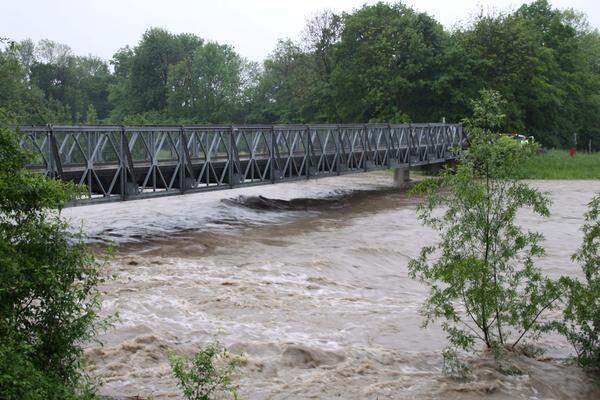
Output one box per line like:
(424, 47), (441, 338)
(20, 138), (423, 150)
(2, 0), (599, 62)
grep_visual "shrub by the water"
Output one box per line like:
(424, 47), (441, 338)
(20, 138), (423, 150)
(409, 90), (562, 372)
(553, 194), (600, 371)
(0, 119), (106, 399)
(169, 342), (242, 400)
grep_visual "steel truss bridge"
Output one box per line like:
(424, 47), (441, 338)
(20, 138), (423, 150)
(17, 124), (465, 204)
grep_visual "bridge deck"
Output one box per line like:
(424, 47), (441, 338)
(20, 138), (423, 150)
(18, 124), (465, 204)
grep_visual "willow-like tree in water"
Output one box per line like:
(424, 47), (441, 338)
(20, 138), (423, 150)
(409, 90), (561, 373)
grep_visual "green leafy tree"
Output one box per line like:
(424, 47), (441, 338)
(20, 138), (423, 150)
(0, 40), (69, 124)
(249, 39), (323, 123)
(451, 0), (600, 149)
(169, 342), (242, 400)
(331, 2), (448, 123)
(0, 119), (106, 399)
(110, 28), (203, 117)
(552, 194), (600, 370)
(167, 42), (246, 123)
(26, 40), (113, 123)
(408, 90), (561, 368)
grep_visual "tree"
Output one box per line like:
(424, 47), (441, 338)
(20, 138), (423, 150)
(0, 40), (69, 124)
(331, 2), (448, 123)
(301, 10), (342, 77)
(451, 0), (600, 149)
(249, 39), (324, 123)
(0, 118), (105, 398)
(553, 194), (600, 370)
(167, 42), (246, 123)
(408, 90), (561, 370)
(112, 28), (203, 116)
(24, 39), (113, 123)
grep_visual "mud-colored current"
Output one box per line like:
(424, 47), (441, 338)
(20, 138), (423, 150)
(63, 173), (600, 399)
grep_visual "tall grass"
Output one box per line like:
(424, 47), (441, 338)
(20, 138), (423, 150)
(519, 150), (600, 179)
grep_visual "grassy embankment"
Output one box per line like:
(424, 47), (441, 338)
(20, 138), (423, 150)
(518, 150), (600, 179)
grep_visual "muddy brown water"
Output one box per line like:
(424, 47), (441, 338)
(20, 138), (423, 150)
(64, 173), (600, 399)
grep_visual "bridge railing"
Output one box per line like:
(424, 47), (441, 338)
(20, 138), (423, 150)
(16, 123), (465, 204)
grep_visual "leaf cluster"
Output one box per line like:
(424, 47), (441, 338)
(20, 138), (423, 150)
(0, 121), (106, 399)
(169, 342), (242, 400)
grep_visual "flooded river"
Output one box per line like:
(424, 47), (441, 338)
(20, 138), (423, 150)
(64, 173), (600, 399)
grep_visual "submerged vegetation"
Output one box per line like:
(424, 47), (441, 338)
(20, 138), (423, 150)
(553, 195), (600, 371)
(410, 90), (600, 377)
(169, 342), (242, 400)
(409, 90), (562, 371)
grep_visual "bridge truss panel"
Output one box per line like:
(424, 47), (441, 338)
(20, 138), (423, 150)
(16, 123), (465, 204)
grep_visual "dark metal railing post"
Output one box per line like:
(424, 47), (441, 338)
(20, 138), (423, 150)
(229, 126), (235, 188)
(305, 125), (311, 179)
(119, 126), (127, 201)
(270, 125), (276, 183)
(426, 123), (432, 161)
(335, 124), (341, 175)
(179, 125), (186, 194)
(408, 123), (413, 166)
(363, 124), (368, 172)
(46, 124), (54, 178)
(386, 123), (392, 167)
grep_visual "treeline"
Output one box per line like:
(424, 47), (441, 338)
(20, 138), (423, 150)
(1, 0), (599, 149)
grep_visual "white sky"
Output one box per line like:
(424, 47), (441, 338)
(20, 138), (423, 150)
(2, 0), (599, 62)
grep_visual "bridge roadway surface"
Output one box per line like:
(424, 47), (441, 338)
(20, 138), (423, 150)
(17, 123), (465, 205)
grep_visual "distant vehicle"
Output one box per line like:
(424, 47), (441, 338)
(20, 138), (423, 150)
(504, 133), (535, 144)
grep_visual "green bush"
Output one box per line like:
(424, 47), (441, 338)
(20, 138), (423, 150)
(553, 194), (600, 370)
(0, 121), (105, 399)
(409, 90), (561, 371)
(169, 342), (242, 400)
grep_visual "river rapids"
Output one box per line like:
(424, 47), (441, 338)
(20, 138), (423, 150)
(62, 173), (600, 399)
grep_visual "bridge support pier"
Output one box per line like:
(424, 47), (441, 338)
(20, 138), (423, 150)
(393, 166), (410, 189)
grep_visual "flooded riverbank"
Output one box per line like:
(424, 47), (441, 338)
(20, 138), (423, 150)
(64, 173), (600, 399)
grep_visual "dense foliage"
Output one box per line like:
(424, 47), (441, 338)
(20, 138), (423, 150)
(0, 118), (105, 398)
(408, 90), (562, 369)
(552, 195), (600, 370)
(1, 0), (600, 150)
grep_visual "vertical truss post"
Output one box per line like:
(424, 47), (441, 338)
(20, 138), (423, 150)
(179, 126), (186, 194)
(386, 124), (392, 167)
(270, 125), (275, 183)
(363, 124), (368, 172)
(335, 124), (341, 175)
(305, 125), (311, 179)
(426, 123), (431, 161)
(119, 126), (127, 201)
(86, 128), (92, 196)
(46, 124), (54, 178)
(229, 126), (234, 188)
(406, 123), (414, 165)
(48, 124), (63, 179)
